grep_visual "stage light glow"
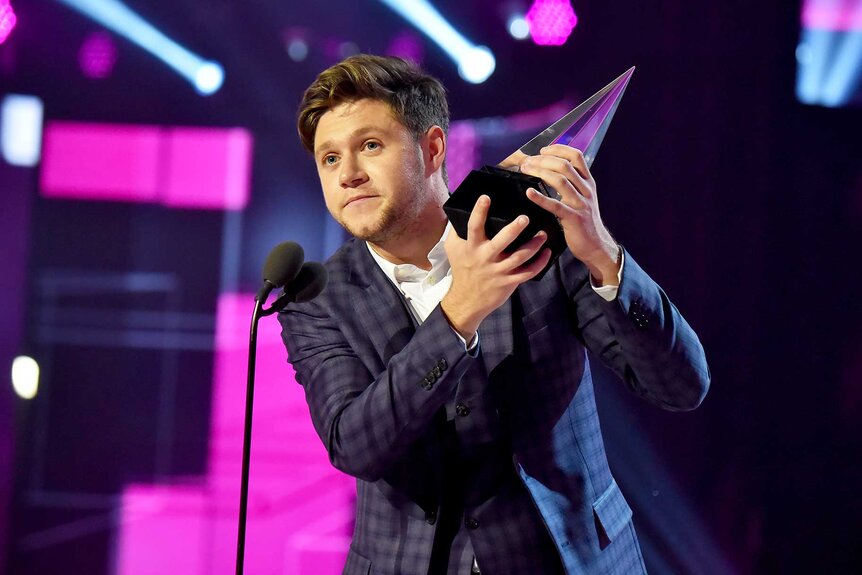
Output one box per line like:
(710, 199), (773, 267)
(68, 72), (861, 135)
(458, 45), (496, 84)
(820, 32), (862, 106)
(0, 0), (16, 45)
(377, 0), (496, 83)
(386, 31), (425, 64)
(12, 356), (39, 400)
(79, 31), (119, 78)
(287, 39), (308, 62)
(508, 15), (531, 40)
(56, 0), (225, 95)
(193, 61), (224, 95)
(526, 0), (578, 46)
(796, 1), (862, 107)
(1, 94), (44, 167)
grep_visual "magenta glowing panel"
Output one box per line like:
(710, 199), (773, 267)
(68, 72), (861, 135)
(79, 31), (119, 79)
(41, 122), (162, 202)
(526, 0), (578, 46)
(116, 293), (353, 575)
(40, 122), (252, 210)
(0, 0), (16, 45)
(163, 128), (252, 210)
(803, 0), (862, 31)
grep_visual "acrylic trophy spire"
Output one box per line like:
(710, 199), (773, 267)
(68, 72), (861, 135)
(443, 67), (635, 278)
(518, 66), (635, 166)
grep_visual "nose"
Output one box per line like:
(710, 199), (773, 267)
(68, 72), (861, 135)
(339, 156), (369, 188)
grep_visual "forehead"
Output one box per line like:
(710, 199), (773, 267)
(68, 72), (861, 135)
(314, 99), (406, 151)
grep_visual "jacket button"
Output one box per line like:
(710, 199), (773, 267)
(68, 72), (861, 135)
(455, 403), (470, 417)
(437, 358), (448, 370)
(425, 511), (437, 525)
(465, 517), (479, 530)
(431, 366), (442, 377)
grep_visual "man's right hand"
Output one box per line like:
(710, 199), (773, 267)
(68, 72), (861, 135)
(441, 194), (551, 342)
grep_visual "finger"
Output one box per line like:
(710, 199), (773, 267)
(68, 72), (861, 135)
(526, 187), (578, 218)
(540, 145), (592, 182)
(487, 213), (531, 254)
(501, 231), (547, 270)
(521, 157), (589, 203)
(511, 248), (553, 283)
(466, 195), (491, 245)
(498, 149), (528, 170)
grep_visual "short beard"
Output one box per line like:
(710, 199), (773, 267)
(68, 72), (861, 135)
(340, 202), (403, 245)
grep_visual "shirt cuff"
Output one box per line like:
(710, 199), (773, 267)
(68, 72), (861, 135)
(452, 328), (480, 357)
(590, 250), (625, 302)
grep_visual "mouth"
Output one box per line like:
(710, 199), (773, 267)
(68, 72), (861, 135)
(344, 194), (377, 207)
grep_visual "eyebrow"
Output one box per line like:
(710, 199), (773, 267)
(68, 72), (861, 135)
(314, 126), (394, 156)
(314, 126), (383, 157)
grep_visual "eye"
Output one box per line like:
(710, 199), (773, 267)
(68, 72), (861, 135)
(364, 140), (380, 151)
(322, 154), (338, 166)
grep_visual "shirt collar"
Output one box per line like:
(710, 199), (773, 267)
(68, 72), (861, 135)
(367, 223), (452, 286)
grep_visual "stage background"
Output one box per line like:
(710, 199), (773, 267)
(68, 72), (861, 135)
(1, 1), (861, 573)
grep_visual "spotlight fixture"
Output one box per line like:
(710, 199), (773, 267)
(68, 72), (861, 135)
(377, 0), (496, 84)
(56, 0), (225, 95)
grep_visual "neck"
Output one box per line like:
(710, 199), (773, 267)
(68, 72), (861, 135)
(368, 210), (447, 270)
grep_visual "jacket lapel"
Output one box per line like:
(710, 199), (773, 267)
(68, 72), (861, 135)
(345, 240), (416, 365)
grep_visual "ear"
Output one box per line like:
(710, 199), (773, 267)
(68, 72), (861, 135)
(423, 125), (446, 177)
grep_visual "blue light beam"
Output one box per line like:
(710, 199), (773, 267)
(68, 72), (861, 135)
(820, 30), (862, 106)
(56, 0), (224, 95)
(377, 0), (496, 84)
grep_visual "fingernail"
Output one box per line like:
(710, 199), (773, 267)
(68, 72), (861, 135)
(518, 215), (528, 225)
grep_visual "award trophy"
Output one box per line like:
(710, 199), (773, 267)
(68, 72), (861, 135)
(443, 67), (635, 277)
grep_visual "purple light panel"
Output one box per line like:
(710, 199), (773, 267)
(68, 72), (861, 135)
(40, 122), (252, 210)
(117, 293), (354, 575)
(446, 121), (479, 189)
(526, 0), (578, 46)
(78, 31), (119, 79)
(385, 31), (425, 65)
(0, 0), (17, 45)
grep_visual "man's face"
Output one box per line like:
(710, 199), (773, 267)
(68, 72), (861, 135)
(313, 98), (432, 245)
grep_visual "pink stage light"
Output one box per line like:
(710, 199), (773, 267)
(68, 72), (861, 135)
(116, 293), (354, 575)
(40, 122), (252, 210)
(79, 31), (119, 79)
(0, 0), (17, 45)
(526, 0), (578, 46)
(802, 0), (862, 31)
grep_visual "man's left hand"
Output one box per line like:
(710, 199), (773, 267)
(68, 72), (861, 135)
(518, 144), (621, 286)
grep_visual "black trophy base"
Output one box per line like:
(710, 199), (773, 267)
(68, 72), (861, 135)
(443, 165), (565, 279)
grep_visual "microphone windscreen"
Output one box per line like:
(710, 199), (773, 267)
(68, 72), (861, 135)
(262, 241), (304, 288)
(289, 262), (328, 303)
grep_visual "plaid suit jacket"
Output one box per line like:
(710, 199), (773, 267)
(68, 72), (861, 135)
(279, 238), (709, 574)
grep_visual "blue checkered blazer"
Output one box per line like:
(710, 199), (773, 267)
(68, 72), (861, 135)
(279, 239), (709, 574)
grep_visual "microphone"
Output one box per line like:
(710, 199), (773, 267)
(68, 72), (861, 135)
(256, 241), (304, 302)
(237, 241), (327, 575)
(263, 262), (328, 315)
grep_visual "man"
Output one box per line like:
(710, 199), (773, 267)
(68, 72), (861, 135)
(280, 54), (709, 574)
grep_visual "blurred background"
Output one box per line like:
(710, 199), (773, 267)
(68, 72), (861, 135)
(1, 0), (861, 573)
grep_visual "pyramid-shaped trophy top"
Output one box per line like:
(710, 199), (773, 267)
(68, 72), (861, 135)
(517, 67), (635, 168)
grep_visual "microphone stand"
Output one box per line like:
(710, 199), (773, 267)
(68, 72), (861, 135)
(236, 293), (288, 575)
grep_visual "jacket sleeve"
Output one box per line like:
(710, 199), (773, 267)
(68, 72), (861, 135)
(559, 247), (710, 411)
(279, 300), (473, 481)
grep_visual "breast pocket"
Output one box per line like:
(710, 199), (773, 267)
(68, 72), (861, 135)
(343, 547), (372, 575)
(592, 478), (633, 550)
